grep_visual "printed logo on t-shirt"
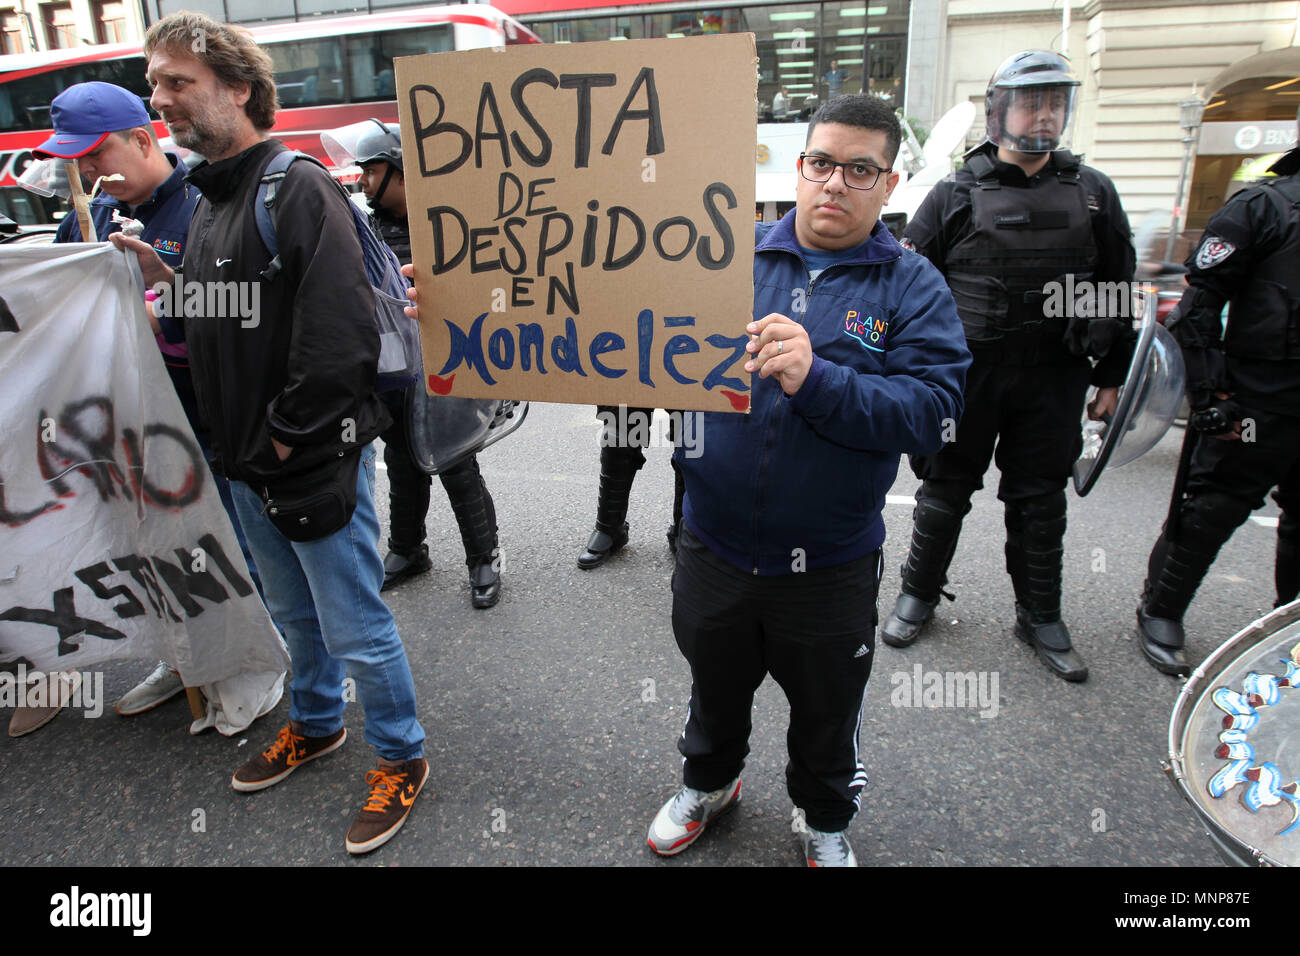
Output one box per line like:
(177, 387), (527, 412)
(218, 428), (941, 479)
(153, 238), (182, 256)
(843, 309), (888, 353)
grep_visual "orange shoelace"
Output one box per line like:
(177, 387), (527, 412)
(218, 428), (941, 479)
(262, 726), (302, 762)
(361, 768), (408, 813)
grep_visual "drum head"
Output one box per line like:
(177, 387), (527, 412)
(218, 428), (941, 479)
(1168, 601), (1300, 865)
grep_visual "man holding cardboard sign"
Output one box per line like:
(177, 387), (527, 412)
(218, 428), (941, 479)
(650, 96), (970, 866)
(398, 45), (967, 865)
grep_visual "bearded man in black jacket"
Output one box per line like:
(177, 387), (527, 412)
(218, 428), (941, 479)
(113, 12), (427, 856)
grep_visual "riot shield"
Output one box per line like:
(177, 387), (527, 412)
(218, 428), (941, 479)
(406, 388), (529, 476)
(1072, 290), (1186, 496)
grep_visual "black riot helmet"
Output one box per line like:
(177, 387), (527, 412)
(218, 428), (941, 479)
(321, 118), (403, 206)
(355, 119), (403, 172)
(985, 50), (1081, 154)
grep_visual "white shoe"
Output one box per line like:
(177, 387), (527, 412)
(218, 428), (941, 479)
(115, 661), (184, 716)
(800, 826), (858, 867)
(647, 777), (741, 856)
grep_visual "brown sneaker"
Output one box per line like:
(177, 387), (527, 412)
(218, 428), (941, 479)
(231, 723), (347, 793)
(345, 757), (429, 855)
(8, 671), (82, 738)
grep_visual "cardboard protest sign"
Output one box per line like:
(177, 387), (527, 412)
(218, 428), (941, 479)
(395, 34), (757, 413)
(0, 244), (288, 731)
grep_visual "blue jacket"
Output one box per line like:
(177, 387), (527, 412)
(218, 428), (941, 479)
(55, 154), (202, 439)
(54, 153), (195, 268)
(676, 212), (971, 574)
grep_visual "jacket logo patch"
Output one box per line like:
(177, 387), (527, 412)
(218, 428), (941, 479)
(843, 310), (887, 353)
(1195, 235), (1236, 270)
(153, 238), (182, 255)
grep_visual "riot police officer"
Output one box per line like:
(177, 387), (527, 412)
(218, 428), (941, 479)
(577, 406), (684, 569)
(1136, 134), (1300, 675)
(881, 50), (1135, 682)
(351, 121), (503, 608)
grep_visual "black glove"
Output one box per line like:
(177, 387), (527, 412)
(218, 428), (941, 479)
(1064, 316), (1129, 360)
(1188, 398), (1243, 436)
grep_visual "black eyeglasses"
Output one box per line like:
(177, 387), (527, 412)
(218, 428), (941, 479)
(799, 154), (891, 190)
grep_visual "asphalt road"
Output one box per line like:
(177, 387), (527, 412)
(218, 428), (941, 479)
(0, 401), (1288, 868)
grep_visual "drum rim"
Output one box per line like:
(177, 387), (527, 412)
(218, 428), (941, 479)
(1165, 599), (1300, 867)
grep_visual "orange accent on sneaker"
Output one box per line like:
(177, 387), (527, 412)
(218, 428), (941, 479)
(263, 725), (303, 763)
(360, 767), (408, 813)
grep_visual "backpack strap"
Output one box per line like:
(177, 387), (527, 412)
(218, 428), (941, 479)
(256, 149), (309, 281)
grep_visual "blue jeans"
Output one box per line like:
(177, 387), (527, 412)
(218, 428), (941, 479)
(229, 444), (425, 761)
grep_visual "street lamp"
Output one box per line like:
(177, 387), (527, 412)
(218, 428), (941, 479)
(1165, 96), (1206, 263)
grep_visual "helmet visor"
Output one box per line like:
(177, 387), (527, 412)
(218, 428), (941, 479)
(321, 119), (387, 169)
(17, 156), (71, 200)
(988, 85), (1078, 153)
(321, 118), (402, 172)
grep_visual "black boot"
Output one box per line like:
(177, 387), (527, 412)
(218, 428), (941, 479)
(1005, 492), (1087, 682)
(881, 491), (969, 648)
(382, 545), (431, 592)
(578, 443), (645, 570)
(381, 429), (432, 592)
(1137, 495), (1245, 677)
(440, 456), (500, 609)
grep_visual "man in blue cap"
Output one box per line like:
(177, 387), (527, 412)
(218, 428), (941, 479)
(12, 81), (274, 735)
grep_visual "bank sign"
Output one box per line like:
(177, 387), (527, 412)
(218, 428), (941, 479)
(1199, 121), (1299, 156)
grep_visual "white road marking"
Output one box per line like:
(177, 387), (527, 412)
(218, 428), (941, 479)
(886, 495), (913, 506)
(1251, 515), (1279, 528)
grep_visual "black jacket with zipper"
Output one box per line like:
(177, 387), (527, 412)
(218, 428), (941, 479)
(177, 139), (390, 486)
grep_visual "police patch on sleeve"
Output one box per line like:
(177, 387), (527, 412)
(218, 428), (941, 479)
(1195, 235), (1236, 269)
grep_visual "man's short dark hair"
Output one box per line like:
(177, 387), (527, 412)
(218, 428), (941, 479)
(806, 94), (901, 166)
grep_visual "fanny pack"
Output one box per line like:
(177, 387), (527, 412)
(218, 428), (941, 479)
(258, 447), (363, 542)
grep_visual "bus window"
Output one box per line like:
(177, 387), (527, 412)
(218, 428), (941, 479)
(0, 185), (61, 225)
(267, 38), (345, 105)
(345, 25), (452, 103)
(0, 56), (149, 134)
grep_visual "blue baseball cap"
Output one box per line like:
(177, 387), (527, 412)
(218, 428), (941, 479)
(34, 82), (152, 158)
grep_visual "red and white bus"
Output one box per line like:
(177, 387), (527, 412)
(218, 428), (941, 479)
(0, 4), (539, 224)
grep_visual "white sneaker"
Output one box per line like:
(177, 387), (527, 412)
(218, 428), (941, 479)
(115, 661), (184, 716)
(801, 826), (858, 867)
(647, 777), (741, 856)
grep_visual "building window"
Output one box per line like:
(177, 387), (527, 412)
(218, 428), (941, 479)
(42, 2), (78, 49)
(1, 9), (28, 54)
(523, 2), (910, 122)
(93, 0), (126, 44)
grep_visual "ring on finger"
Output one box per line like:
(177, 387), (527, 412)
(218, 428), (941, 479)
(776, 339), (784, 355)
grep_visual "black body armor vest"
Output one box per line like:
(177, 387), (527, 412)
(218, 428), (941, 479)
(945, 153), (1098, 350)
(1223, 176), (1300, 361)
(374, 208), (412, 267)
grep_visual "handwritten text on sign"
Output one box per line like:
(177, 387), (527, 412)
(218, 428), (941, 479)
(396, 34), (757, 412)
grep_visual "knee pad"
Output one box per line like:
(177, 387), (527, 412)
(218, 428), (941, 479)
(1005, 491), (1067, 544)
(1179, 492), (1249, 555)
(917, 480), (977, 515)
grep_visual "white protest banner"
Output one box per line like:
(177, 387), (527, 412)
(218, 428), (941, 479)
(0, 244), (288, 731)
(396, 33), (757, 413)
